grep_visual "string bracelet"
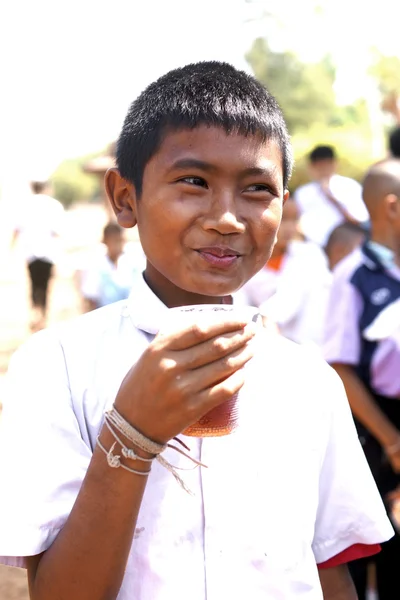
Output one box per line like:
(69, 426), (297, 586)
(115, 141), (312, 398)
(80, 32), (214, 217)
(104, 418), (153, 464)
(96, 438), (152, 476)
(106, 408), (207, 467)
(105, 407), (208, 494)
(106, 408), (167, 455)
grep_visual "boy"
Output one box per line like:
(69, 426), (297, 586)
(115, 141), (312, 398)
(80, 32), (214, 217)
(0, 62), (393, 600)
(80, 221), (145, 310)
(324, 159), (400, 599)
(324, 222), (366, 271)
(11, 180), (64, 331)
(237, 198), (330, 346)
(294, 145), (369, 247)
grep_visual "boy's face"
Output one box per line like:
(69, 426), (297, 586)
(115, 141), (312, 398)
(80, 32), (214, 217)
(107, 125), (288, 307)
(326, 238), (363, 271)
(104, 233), (125, 261)
(309, 159), (336, 182)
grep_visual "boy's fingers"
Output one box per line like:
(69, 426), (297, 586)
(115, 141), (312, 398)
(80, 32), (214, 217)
(158, 318), (252, 351)
(181, 324), (256, 370)
(196, 367), (247, 412)
(187, 343), (254, 394)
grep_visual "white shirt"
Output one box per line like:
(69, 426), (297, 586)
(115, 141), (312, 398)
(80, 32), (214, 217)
(80, 244), (146, 307)
(0, 275), (393, 600)
(14, 194), (64, 264)
(236, 241), (332, 346)
(294, 175), (368, 247)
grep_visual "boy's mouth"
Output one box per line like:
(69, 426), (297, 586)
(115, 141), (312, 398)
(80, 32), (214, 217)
(195, 246), (242, 268)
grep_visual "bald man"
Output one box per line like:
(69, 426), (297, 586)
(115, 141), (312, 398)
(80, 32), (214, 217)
(324, 159), (400, 600)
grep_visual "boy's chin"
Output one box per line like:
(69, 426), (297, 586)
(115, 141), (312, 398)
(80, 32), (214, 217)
(184, 281), (243, 299)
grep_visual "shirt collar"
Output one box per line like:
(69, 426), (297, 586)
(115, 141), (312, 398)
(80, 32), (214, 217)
(366, 241), (396, 271)
(127, 273), (169, 335)
(127, 273), (234, 335)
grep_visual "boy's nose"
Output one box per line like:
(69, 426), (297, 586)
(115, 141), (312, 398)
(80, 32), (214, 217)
(202, 192), (245, 235)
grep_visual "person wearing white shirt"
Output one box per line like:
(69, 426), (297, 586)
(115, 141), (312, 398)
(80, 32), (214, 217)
(11, 180), (64, 330)
(236, 199), (331, 347)
(80, 222), (145, 310)
(294, 145), (369, 247)
(0, 62), (393, 600)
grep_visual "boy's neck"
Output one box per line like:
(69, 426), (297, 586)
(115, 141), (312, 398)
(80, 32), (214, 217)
(369, 228), (400, 264)
(143, 271), (231, 308)
(107, 252), (121, 265)
(369, 230), (398, 254)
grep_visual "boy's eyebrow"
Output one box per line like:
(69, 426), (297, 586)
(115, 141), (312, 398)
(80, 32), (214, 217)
(240, 166), (280, 179)
(169, 159), (279, 179)
(169, 158), (216, 173)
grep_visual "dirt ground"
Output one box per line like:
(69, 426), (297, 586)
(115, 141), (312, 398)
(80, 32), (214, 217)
(0, 567), (29, 600)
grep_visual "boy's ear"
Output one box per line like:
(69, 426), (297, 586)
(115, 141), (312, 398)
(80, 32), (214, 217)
(104, 168), (137, 228)
(385, 193), (400, 221)
(282, 190), (290, 205)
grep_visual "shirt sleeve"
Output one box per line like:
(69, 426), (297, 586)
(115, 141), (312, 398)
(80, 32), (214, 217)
(323, 258), (362, 365)
(341, 180), (369, 223)
(312, 369), (394, 564)
(0, 331), (92, 567)
(317, 543), (381, 569)
(80, 264), (101, 303)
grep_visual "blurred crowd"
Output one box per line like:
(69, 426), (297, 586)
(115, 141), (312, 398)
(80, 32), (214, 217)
(5, 122), (400, 600)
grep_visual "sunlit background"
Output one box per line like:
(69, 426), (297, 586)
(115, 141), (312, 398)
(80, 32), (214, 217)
(1, 0), (399, 201)
(0, 4), (399, 595)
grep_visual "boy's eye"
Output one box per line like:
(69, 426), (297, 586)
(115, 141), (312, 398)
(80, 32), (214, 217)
(245, 183), (274, 193)
(179, 176), (208, 188)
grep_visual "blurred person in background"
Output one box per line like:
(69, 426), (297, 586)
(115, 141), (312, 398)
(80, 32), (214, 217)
(324, 222), (367, 271)
(389, 127), (400, 159)
(236, 197), (330, 347)
(294, 145), (369, 247)
(324, 159), (400, 600)
(11, 180), (64, 331)
(80, 221), (145, 311)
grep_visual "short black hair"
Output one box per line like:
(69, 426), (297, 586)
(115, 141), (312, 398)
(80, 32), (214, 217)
(309, 145), (336, 163)
(389, 127), (400, 158)
(117, 61), (293, 196)
(325, 222), (366, 254)
(103, 221), (123, 239)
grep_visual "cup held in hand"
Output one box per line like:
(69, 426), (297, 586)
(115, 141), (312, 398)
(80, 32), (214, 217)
(163, 304), (260, 437)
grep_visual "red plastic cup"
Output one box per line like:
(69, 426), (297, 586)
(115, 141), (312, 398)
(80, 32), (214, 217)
(163, 304), (260, 437)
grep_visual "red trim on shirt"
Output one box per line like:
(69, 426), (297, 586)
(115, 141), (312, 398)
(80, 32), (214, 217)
(317, 543), (381, 569)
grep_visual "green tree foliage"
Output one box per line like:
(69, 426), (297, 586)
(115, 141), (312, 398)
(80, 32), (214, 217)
(369, 52), (400, 97)
(247, 38), (338, 134)
(246, 38), (376, 190)
(51, 154), (101, 208)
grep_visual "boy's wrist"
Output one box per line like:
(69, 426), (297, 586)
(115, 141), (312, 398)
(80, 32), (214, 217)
(100, 424), (155, 469)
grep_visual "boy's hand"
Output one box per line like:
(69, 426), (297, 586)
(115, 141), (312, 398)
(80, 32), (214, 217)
(114, 319), (256, 443)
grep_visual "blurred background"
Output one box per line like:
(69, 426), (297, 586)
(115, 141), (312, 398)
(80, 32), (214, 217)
(0, 1), (399, 597)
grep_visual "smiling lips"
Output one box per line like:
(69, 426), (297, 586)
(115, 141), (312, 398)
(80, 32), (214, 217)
(196, 246), (242, 268)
